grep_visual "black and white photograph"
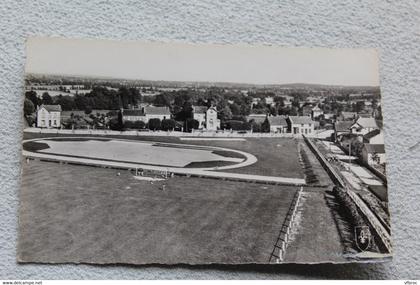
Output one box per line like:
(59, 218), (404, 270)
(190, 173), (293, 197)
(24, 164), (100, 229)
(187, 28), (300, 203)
(18, 37), (392, 265)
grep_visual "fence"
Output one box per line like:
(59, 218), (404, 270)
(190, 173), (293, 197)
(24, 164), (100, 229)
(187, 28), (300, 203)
(24, 127), (320, 138)
(269, 186), (304, 263)
(303, 136), (392, 253)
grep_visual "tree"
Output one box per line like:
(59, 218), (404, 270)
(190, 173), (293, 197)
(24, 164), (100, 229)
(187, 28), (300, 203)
(184, 118), (199, 132)
(84, 106), (92, 115)
(117, 110), (124, 131)
(218, 105), (233, 123)
(161, 119), (176, 131)
(41, 92), (53, 105)
(261, 117), (270, 133)
(23, 99), (35, 116)
(249, 119), (262, 132)
(25, 90), (39, 107)
(56, 95), (75, 111)
(148, 118), (161, 131)
(154, 93), (172, 107)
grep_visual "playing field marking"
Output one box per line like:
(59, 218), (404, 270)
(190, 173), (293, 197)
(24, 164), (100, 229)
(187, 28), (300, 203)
(22, 137), (306, 185)
(23, 136), (257, 171)
(180, 138), (246, 141)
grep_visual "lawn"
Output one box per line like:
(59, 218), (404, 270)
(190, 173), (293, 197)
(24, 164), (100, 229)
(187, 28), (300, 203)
(19, 160), (298, 264)
(23, 133), (304, 178)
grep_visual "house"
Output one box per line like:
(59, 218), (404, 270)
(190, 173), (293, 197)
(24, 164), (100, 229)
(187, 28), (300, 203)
(251, 98), (261, 107)
(123, 106), (171, 123)
(362, 144), (386, 165)
(334, 121), (353, 141)
(264, 96), (274, 106)
(338, 111), (357, 121)
(37, 104), (62, 128)
(247, 114), (267, 125)
(311, 105), (324, 119)
(288, 116), (315, 135)
(363, 129), (384, 144)
(205, 106), (220, 131)
(192, 105), (208, 129)
(350, 117), (379, 135)
(267, 115), (288, 133)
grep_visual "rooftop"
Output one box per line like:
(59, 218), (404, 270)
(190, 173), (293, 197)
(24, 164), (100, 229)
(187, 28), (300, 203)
(289, 116), (313, 125)
(335, 121), (353, 132)
(363, 129), (381, 140)
(268, 115), (287, 126)
(41, 104), (62, 112)
(192, 105), (208, 114)
(354, 117), (378, 129)
(364, 144), (385, 154)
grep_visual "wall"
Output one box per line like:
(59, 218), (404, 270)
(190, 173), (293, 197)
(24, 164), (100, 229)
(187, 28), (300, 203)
(0, 0), (419, 280)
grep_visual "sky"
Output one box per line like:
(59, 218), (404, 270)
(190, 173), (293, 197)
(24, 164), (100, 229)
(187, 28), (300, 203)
(25, 37), (380, 86)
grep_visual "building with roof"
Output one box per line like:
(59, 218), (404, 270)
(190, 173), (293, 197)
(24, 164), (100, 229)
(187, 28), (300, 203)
(37, 104), (62, 128)
(192, 105), (220, 131)
(247, 114), (267, 125)
(362, 144), (386, 165)
(338, 111), (358, 121)
(288, 116), (315, 135)
(267, 115), (288, 133)
(363, 129), (384, 144)
(334, 121), (353, 141)
(350, 117), (379, 135)
(192, 105), (208, 129)
(311, 105), (324, 119)
(123, 106), (171, 123)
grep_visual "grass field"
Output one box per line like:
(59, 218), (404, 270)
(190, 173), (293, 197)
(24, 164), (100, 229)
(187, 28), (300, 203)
(19, 160), (298, 264)
(23, 133), (304, 178)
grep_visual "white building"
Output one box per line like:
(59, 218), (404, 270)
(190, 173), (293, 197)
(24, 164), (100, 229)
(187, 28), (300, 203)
(123, 106), (171, 123)
(362, 144), (386, 165)
(268, 116), (288, 133)
(205, 106), (220, 131)
(311, 105), (324, 119)
(350, 117), (378, 135)
(288, 116), (315, 135)
(37, 104), (62, 128)
(264, 96), (274, 106)
(363, 129), (384, 144)
(192, 106), (208, 129)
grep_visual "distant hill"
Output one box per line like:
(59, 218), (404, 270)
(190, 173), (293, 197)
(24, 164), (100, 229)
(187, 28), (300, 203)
(25, 73), (380, 92)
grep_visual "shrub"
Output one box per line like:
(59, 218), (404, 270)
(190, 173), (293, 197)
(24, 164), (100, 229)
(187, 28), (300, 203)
(148, 118), (161, 131)
(161, 119), (176, 131)
(133, 120), (146, 129)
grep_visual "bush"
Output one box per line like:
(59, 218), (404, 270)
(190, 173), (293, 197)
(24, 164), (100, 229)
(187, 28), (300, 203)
(133, 120), (146, 129)
(161, 119), (176, 131)
(148, 118), (161, 131)
(124, 120), (134, 129)
(225, 120), (250, 131)
(185, 118), (199, 132)
(333, 186), (366, 227)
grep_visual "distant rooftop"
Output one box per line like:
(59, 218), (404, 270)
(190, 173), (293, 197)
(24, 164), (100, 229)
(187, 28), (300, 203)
(289, 116), (313, 125)
(41, 104), (62, 112)
(268, 115), (287, 126)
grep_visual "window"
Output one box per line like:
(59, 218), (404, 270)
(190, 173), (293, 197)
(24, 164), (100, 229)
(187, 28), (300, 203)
(308, 129), (311, 133)
(54, 120), (57, 125)
(305, 129), (308, 134)
(48, 120), (51, 126)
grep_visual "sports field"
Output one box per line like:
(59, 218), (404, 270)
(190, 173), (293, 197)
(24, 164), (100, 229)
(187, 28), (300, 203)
(23, 133), (304, 178)
(19, 160), (297, 264)
(19, 133), (343, 264)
